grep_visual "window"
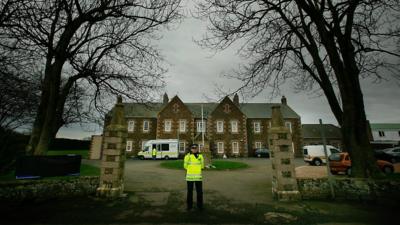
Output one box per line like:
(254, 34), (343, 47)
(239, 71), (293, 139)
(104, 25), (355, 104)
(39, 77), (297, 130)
(164, 119), (172, 132)
(127, 120), (135, 132)
(254, 122), (261, 133)
(141, 140), (147, 150)
(231, 120), (238, 133)
(126, 141), (132, 152)
(378, 131), (385, 137)
(329, 153), (341, 161)
(217, 142), (224, 154)
(255, 141), (262, 149)
(217, 121), (224, 133)
(197, 121), (206, 133)
(179, 120), (186, 133)
(232, 141), (239, 154)
(330, 148), (340, 154)
(161, 144), (169, 151)
(143, 120), (149, 132)
(179, 141), (186, 153)
(285, 121), (292, 133)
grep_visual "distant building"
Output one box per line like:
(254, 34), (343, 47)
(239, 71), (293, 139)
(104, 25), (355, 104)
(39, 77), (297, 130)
(102, 94), (304, 157)
(370, 123), (400, 142)
(302, 124), (342, 149)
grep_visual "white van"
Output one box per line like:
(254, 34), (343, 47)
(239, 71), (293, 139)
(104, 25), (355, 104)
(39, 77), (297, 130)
(303, 145), (341, 166)
(137, 139), (179, 160)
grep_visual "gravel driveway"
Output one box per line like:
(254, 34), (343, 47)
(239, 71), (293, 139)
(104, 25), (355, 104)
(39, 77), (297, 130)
(120, 158), (307, 204)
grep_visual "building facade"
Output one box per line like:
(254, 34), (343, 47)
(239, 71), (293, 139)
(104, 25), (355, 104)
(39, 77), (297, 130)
(103, 94), (303, 157)
(370, 123), (400, 142)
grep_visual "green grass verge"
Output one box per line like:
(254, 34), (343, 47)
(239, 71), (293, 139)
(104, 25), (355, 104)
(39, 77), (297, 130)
(47, 149), (89, 159)
(0, 163), (99, 181)
(160, 159), (249, 170)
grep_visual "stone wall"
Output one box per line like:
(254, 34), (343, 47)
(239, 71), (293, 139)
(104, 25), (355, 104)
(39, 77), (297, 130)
(297, 177), (400, 202)
(0, 176), (99, 201)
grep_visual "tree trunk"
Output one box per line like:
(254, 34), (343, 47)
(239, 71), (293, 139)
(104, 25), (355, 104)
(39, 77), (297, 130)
(25, 60), (53, 155)
(339, 68), (382, 178)
(28, 60), (63, 155)
(25, 101), (46, 155)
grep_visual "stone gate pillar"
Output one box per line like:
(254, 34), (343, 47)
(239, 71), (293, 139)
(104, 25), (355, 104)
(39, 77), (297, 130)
(97, 96), (127, 198)
(269, 106), (300, 201)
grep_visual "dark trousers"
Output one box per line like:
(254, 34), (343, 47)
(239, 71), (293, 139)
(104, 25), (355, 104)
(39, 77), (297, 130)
(187, 181), (203, 209)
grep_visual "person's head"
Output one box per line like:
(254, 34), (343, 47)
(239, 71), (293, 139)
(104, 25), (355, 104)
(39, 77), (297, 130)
(190, 144), (199, 153)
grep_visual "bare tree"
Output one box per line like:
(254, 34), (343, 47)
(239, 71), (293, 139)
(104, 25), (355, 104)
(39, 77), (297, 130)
(0, 0), (38, 131)
(0, 0), (182, 155)
(196, 0), (400, 177)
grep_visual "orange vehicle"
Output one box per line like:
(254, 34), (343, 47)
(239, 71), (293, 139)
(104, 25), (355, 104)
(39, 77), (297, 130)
(328, 152), (394, 175)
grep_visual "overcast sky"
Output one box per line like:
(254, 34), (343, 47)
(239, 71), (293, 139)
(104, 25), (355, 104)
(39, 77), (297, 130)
(57, 5), (400, 140)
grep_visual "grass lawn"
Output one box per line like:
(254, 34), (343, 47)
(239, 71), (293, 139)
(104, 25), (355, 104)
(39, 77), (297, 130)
(47, 149), (89, 159)
(0, 163), (99, 181)
(160, 159), (249, 170)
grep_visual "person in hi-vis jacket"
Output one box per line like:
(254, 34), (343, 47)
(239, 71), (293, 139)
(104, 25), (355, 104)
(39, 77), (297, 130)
(183, 144), (204, 211)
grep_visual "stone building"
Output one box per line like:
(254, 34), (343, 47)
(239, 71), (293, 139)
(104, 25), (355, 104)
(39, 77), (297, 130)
(103, 94), (303, 158)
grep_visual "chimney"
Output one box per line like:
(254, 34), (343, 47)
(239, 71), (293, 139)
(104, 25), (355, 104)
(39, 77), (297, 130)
(163, 93), (169, 105)
(233, 93), (239, 106)
(281, 95), (287, 105)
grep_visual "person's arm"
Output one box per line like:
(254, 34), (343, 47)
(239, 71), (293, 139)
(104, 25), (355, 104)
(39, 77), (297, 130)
(200, 155), (205, 169)
(183, 154), (189, 170)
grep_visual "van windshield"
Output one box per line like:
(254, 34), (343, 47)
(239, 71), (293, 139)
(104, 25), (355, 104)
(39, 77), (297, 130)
(143, 146), (149, 152)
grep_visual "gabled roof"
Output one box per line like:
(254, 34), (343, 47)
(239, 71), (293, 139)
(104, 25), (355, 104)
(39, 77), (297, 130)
(370, 123), (400, 131)
(302, 124), (341, 139)
(118, 102), (300, 119)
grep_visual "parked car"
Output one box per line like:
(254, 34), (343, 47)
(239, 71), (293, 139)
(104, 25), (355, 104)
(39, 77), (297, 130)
(254, 148), (270, 158)
(303, 145), (341, 166)
(374, 147), (400, 163)
(329, 152), (394, 175)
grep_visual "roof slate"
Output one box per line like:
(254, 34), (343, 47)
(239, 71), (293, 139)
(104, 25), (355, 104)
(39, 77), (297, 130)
(122, 103), (164, 118)
(239, 103), (300, 119)
(370, 123), (400, 130)
(119, 102), (300, 119)
(302, 124), (342, 139)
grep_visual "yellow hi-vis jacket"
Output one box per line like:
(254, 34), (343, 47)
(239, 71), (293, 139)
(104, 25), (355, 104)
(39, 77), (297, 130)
(152, 148), (157, 156)
(184, 153), (205, 181)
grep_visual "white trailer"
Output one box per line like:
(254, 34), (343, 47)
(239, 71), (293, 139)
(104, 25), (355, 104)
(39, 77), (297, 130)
(137, 139), (179, 160)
